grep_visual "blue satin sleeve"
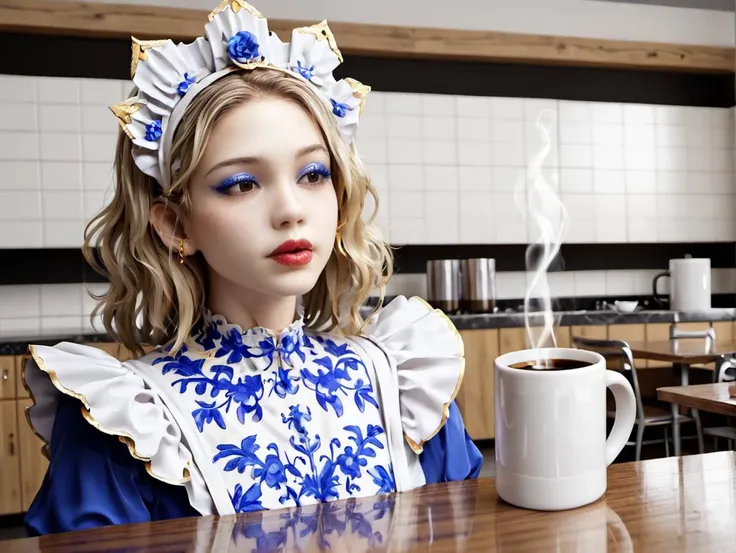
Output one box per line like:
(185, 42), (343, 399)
(419, 401), (483, 484)
(24, 394), (198, 536)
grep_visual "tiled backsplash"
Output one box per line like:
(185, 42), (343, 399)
(358, 94), (736, 244)
(1, 269), (734, 338)
(0, 75), (124, 248)
(0, 73), (734, 335)
(0, 74), (734, 248)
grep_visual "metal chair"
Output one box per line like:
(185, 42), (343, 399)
(669, 323), (715, 386)
(667, 323), (715, 454)
(702, 354), (736, 451)
(572, 336), (696, 461)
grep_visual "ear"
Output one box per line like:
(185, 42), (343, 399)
(149, 201), (197, 257)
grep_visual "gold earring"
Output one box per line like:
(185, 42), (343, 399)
(178, 240), (185, 264)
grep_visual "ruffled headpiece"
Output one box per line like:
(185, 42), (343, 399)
(109, 0), (369, 189)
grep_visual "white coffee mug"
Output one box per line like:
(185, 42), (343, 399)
(494, 347), (636, 511)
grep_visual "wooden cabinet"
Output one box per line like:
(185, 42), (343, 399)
(0, 397), (22, 515)
(457, 329), (498, 441)
(0, 355), (56, 515)
(0, 355), (17, 401)
(499, 327), (527, 354)
(16, 398), (48, 512)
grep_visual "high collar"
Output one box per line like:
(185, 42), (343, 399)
(191, 307), (307, 360)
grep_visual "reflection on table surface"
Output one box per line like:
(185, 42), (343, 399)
(6, 452), (736, 552)
(628, 339), (736, 364)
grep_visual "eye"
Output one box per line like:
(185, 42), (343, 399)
(298, 162), (331, 186)
(212, 173), (259, 195)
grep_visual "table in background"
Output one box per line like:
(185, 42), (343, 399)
(629, 340), (736, 455)
(628, 340), (736, 372)
(658, 383), (736, 418)
(5, 452), (736, 552)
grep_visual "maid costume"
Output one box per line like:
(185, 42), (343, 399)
(22, 296), (482, 535)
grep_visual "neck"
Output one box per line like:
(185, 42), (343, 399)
(206, 276), (298, 334)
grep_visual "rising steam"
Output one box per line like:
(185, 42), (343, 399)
(514, 110), (569, 362)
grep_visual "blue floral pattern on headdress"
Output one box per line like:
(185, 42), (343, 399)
(228, 31), (261, 64)
(113, 6), (369, 188)
(297, 60), (315, 81)
(177, 73), (197, 97)
(330, 99), (349, 118)
(145, 120), (163, 141)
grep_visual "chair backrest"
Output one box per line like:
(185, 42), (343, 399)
(669, 324), (716, 353)
(714, 355), (736, 383)
(571, 335), (646, 423)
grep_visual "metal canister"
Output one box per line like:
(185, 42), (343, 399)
(425, 259), (461, 313)
(461, 258), (497, 313)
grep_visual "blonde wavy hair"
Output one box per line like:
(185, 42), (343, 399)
(83, 69), (393, 356)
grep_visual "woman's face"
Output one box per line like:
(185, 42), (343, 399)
(184, 96), (339, 302)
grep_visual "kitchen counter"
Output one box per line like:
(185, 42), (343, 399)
(449, 306), (736, 330)
(1, 307), (735, 355)
(6, 451), (736, 552)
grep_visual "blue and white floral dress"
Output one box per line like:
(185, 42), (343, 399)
(22, 296), (482, 535)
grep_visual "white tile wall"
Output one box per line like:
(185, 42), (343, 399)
(0, 283), (107, 338)
(0, 75), (121, 248)
(358, 94), (736, 245)
(0, 74), (734, 334)
(0, 74), (733, 248)
(1, 270), (734, 338)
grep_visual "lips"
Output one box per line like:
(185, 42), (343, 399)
(269, 239), (314, 267)
(270, 239), (313, 256)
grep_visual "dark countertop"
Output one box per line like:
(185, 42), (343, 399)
(449, 307), (736, 331)
(2, 308), (735, 356)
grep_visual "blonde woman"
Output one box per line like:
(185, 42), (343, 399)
(22, 1), (481, 535)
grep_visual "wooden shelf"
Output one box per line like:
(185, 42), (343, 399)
(0, 0), (733, 73)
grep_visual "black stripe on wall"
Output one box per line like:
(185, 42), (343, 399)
(0, 31), (733, 107)
(1, 243), (733, 285)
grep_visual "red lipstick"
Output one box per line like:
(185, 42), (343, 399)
(269, 239), (313, 267)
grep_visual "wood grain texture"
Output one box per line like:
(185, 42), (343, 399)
(0, 399), (21, 515)
(6, 451), (736, 552)
(0, 0), (733, 73)
(15, 355), (29, 400)
(16, 397), (48, 511)
(457, 329), (497, 440)
(0, 355), (17, 400)
(658, 383), (736, 417)
(629, 339), (736, 365)
(646, 323), (673, 368)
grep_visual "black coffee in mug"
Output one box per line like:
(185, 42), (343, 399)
(511, 359), (589, 371)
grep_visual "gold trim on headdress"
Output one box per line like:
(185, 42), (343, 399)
(209, 0), (264, 21)
(109, 99), (147, 139)
(131, 37), (169, 79)
(345, 78), (371, 116)
(295, 21), (343, 62)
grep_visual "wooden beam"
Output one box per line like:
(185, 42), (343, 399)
(0, 0), (733, 73)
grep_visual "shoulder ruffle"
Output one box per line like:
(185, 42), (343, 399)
(359, 296), (465, 454)
(23, 342), (193, 486)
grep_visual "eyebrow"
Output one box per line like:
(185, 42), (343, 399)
(204, 144), (329, 178)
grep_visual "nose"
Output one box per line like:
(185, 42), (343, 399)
(270, 180), (307, 230)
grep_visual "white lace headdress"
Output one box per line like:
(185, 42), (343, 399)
(109, 0), (370, 189)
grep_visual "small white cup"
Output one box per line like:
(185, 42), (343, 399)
(494, 347), (636, 511)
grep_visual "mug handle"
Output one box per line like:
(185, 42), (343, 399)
(604, 371), (637, 466)
(652, 270), (670, 307)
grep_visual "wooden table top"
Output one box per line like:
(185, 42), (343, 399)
(628, 339), (736, 364)
(6, 451), (736, 552)
(658, 383), (736, 417)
